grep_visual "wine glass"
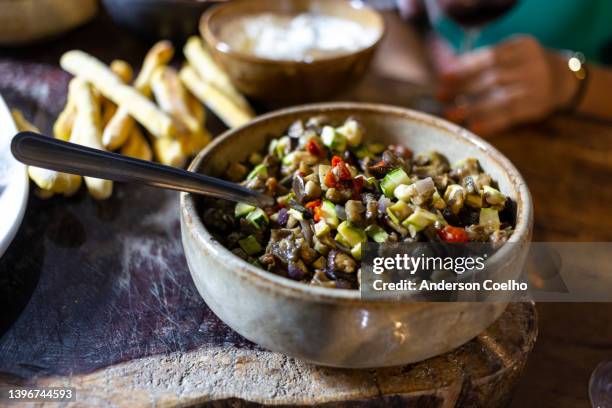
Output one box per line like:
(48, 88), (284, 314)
(589, 360), (612, 408)
(423, 0), (519, 124)
(424, 0), (519, 54)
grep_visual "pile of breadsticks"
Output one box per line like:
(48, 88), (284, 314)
(13, 37), (255, 200)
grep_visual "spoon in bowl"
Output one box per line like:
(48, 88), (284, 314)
(11, 132), (275, 208)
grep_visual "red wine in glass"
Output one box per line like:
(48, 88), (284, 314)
(439, 0), (518, 28)
(426, 0), (518, 53)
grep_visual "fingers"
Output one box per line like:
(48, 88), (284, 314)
(458, 87), (526, 136)
(438, 35), (550, 135)
(438, 35), (533, 100)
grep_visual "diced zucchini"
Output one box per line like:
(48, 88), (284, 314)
(314, 219), (331, 237)
(337, 221), (367, 247)
(248, 152), (263, 165)
(352, 145), (370, 159)
(466, 193), (483, 209)
(483, 185), (506, 206)
(238, 235), (262, 255)
(321, 199), (339, 228)
(387, 200), (412, 222)
(334, 232), (352, 248)
(380, 168), (411, 198)
(365, 225), (389, 243)
(402, 207), (438, 237)
(246, 163), (267, 181)
(274, 136), (291, 158)
(281, 151), (296, 166)
(276, 191), (295, 206)
(314, 237), (330, 255)
(336, 119), (363, 147)
(321, 126), (346, 151)
(367, 143), (386, 155)
(479, 208), (500, 230)
(385, 207), (400, 225)
(351, 243), (362, 260)
(235, 202), (256, 218)
(318, 164), (331, 190)
(365, 176), (378, 190)
(246, 208), (269, 229)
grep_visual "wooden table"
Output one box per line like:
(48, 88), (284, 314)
(0, 9), (611, 408)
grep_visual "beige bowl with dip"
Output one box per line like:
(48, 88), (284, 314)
(201, 0), (385, 103)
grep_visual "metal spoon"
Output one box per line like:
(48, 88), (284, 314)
(11, 132), (275, 208)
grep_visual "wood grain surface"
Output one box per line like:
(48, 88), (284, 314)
(0, 9), (610, 408)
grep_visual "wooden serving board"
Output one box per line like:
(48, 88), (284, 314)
(0, 62), (536, 408)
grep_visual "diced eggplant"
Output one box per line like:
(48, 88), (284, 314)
(345, 200), (365, 225)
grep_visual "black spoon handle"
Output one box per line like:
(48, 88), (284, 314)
(11, 132), (274, 207)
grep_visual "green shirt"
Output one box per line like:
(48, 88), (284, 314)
(434, 0), (612, 64)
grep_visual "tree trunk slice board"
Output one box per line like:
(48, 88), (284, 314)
(1, 303), (536, 407)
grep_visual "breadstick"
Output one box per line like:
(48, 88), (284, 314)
(179, 65), (253, 128)
(188, 92), (206, 124)
(183, 37), (253, 114)
(151, 66), (201, 133)
(100, 60), (135, 138)
(153, 137), (186, 168)
(120, 125), (152, 161)
(101, 42), (175, 150)
(60, 50), (176, 141)
(110, 59), (133, 84)
(134, 41), (174, 96)
(53, 85), (77, 141)
(12, 109), (82, 197)
(69, 78), (113, 200)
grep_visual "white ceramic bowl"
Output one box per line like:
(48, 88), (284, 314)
(180, 103), (533, 368)
(0, 95), (28, 257)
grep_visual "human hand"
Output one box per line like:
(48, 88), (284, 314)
(436, 35), (577, 136)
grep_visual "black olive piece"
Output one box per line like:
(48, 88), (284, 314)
(499, 198), (517, 228)
(442, 208), (462, 227)
(458, 207), (480, 227)
(342, 150), (358, 166)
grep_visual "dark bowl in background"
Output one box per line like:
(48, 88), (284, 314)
(102, 0), (225, 43)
